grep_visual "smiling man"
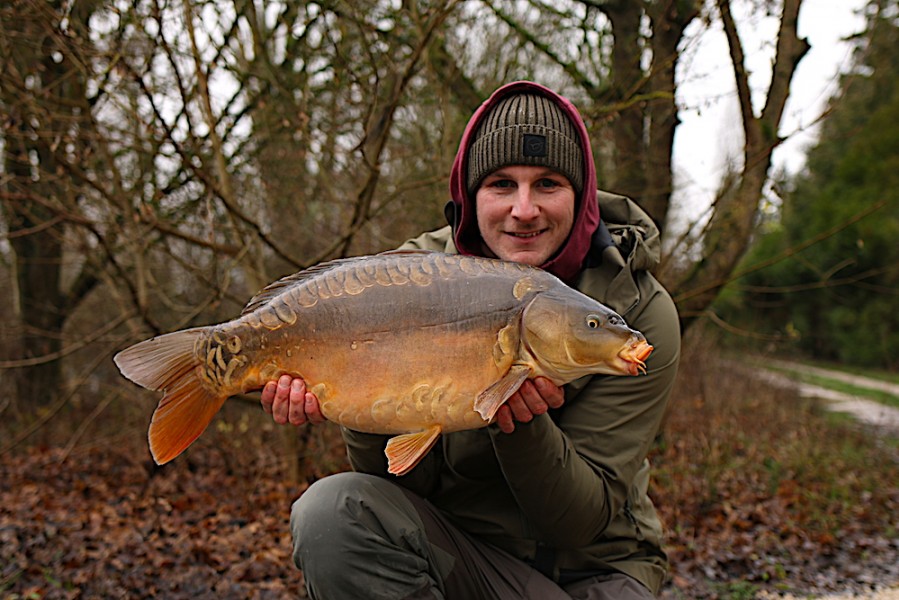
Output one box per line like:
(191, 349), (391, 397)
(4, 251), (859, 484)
(262, 81), (682, 599)
(475, 165), (576, 267)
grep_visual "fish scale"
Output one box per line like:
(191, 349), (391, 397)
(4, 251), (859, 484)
(114, 250), (653, 476)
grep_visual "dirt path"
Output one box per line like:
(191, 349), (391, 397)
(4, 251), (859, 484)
(749, 359), (899, 599)
(767, 359), (899, 397)
(758, 359), (899, 433)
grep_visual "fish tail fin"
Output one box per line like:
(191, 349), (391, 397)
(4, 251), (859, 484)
(114, 328), (226, 465)
(385, 425), (442, 476)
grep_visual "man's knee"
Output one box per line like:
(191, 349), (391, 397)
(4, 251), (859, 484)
(290, 472), (445, 599)
(290, 472), (412, 567)
(291, 472), (354, 538)
(291, 472), (372, 556)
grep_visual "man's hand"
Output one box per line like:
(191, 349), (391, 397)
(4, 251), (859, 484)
(261, 375), (326, 426)
(495, 376), (564, 434)
(261, 374), (560, 431)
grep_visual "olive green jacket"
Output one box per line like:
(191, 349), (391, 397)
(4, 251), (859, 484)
(342, 191), (681, 595)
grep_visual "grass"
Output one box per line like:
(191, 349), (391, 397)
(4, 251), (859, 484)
(795, 371), (899, 408)
(744, 354), (899, 409)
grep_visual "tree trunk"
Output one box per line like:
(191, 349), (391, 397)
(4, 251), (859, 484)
(5, 176), (65, 409)
(644, 0), (700, 232)
(671, 0), (809, 328)
(0, 0), (105, 409)
(2, 4), (68, 408)
(603, 2), (647, 203)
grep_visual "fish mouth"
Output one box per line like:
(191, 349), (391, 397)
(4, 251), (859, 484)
(619, 341), (653, 375)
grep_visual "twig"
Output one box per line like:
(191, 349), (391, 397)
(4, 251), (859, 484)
(0, 311), (133, 369)
(704, 310), (787, 341)
(674, 199), (888, 304)
(58, 391), (118, 464)
(0, 344), (112, 456)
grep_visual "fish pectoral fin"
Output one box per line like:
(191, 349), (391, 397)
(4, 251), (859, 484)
(385, 426), (442, 476)
(473, 365), (531, 422)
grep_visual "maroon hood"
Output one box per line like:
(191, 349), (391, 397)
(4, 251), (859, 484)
(448, 81), (599, 283)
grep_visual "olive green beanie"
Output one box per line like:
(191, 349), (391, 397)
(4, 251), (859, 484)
(466, 93), (584, 195)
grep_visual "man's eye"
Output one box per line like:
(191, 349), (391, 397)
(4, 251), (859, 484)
(490, 179), (515, 188)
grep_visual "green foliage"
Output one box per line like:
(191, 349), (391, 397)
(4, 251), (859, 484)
(710, 580), (761, 600)
(717, 3), (899, 369)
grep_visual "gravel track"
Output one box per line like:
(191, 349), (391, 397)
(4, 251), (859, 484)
(725, 358), (899, 599)
(755, 359), (899, 433)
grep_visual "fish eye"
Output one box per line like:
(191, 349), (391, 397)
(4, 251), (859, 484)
(586, 315), (601, 329)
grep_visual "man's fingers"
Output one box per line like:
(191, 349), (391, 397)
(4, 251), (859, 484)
(287, 379), (308, 425)
(534, 377), (565, 409)
(305, 393), (326, 424)
(261, 381), (276, 414)
(517, 380), (549, 416)
(495, 405), (515, 434)
(507, 393), (534, 424)
(495, 378), (566, 435)
(271, 374), (293, 425)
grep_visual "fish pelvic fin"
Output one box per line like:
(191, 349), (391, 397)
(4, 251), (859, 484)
(114, 329), (226, 465)
(385, 425), (442, 476)
(473, 364), (531, 421)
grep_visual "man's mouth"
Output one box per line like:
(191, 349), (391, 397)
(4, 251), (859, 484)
(507, 230), (545, 239)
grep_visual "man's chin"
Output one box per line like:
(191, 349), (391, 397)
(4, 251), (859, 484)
(495, 249), (549, 267)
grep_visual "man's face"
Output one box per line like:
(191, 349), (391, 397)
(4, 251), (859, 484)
(475, 165), (576, 267)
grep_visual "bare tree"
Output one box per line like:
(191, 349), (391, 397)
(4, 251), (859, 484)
(0, 0), (465, 439)
(0, 0), (103, 408)
(671, 0), (809, 326)
(1, 0), (814, 453)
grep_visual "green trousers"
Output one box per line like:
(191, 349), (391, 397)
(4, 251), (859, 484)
(290, 472), (655, 600)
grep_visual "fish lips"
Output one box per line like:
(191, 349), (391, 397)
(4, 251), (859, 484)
(619, 340), (653, 375)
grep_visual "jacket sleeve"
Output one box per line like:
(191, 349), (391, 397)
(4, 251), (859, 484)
(488, 277), (680, 548)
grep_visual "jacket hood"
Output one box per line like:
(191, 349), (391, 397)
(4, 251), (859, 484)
(447, 81), (599, 283)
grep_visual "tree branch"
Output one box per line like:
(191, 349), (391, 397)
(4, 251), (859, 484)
(331, 0), (461, 259)
(483, 0), (602, 97)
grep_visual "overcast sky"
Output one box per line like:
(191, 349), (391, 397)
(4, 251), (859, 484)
(669, 0), (869, 231)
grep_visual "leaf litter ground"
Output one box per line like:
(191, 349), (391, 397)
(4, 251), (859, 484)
(1, 348), (897, 599)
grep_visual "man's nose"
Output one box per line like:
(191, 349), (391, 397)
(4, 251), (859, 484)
(510, 186), (540, 220)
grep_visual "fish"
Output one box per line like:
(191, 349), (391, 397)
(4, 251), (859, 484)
(114, 250), (653, 476)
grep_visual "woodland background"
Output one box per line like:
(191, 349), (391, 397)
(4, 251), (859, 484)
(1, 0), (897, 598)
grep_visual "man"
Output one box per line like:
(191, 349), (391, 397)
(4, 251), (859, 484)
(261, 81), (681, 599)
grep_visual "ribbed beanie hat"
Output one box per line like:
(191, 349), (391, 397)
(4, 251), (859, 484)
(466, 93), (584, 195)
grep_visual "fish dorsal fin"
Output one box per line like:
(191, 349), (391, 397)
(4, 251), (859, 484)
(384, 425), (442, 476)
(240, 250), (440, 316)
(473, 365), (531, 421)
(241, 258), (352, 315)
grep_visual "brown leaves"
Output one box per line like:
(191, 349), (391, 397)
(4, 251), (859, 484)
(1, 354), (897, 599)
(0, 445), (308, 599)
(655, 350), (899, 598)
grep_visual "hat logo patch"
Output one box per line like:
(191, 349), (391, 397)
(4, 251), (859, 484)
(523, 134), (547, 158)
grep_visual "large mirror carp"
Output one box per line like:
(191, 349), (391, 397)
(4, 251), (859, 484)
(114, 250), (653, 475)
